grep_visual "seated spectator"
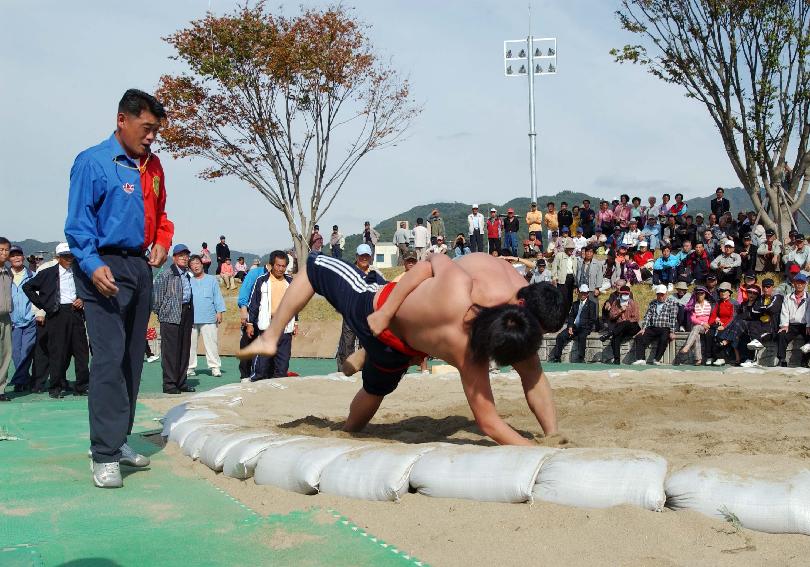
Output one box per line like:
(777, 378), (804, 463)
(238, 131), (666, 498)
(522, 232), (541, 258)
(700, 229), (719, 260)
(694, 213), (707, 237)
(783, 232), (810, 274)
(605, 226), (624, 252)
(613, 195), (632, 226)
(672, 281), (692, 330)
(683, 241), (711, 284)
(704, 282), (737, 366)
(621, 219), (641, 250)
(711, 239), (742, 285)
(675, 215), (697, 247)
(704, 273), (720, 303)
(219, 258), (236, 290)
(633, 285), (679, 365)
(630, 197), (643, 223)
(673, 240), (694, 277)
(756, 228), (782, 273)
(427, 236), (448, 256)
(744, 278), (782, 357)
(631, 241), (654, 282)
(653, 245), (680, 288)
(736, 272), (758, 304)
(661, 215), (679, 249)
(678, 286), (712, 366)
(738, 234), (755, 274)
(530, 258), (552, 283)
(599, 285), (640, 365)
(776, 272), (810, 367)
(641, 216), (660, 250)
(547, 285), (597, 363)
(735, 284), (762, 366)
(453, 234), (472, 257)
(776, 264), (800, 296)
(233, 257), (248, 281)
(610, 245), (634, 286)
(751, 224), (766, 248)
(595, 233), (609, 255)
(721, 212), (739, 241)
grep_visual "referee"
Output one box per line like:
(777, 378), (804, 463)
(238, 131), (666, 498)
(65, 89), (174, 488)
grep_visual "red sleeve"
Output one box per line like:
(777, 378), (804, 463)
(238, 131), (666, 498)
(708, 304), (718, 325)
(142, 155), (174, 250)
(154, 169), (174, 250)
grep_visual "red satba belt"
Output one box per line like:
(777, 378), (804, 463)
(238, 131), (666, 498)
(374, 282), (428, 358)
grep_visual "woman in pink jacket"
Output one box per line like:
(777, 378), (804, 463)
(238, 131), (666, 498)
(678, 286), (712, 365)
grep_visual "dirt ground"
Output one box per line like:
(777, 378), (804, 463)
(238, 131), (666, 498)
(146, 366), (810, 566)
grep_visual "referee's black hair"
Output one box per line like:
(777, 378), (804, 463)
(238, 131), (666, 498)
(118, 89), (166, 120)
(268, 250), (289, 266)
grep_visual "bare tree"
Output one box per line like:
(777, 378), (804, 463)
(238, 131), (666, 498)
(156, 4), (420, 259)
(612, 0), (809, 239)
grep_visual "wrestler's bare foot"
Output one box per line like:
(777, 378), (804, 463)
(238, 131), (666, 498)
(366, 310), (391, 337)
(236, 332), (279, 359)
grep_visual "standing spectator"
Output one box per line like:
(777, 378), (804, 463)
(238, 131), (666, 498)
(453, 234), (471, 257)
(596, 201), (614, 234)
(633, 285), (679, 365)
(237, 257), (269, 378)
(645, 196), (657, 219)
(613, 194), (632, 225)
(215, 235), (230, 275)
(530, 258), (552, 283)
(187, 255), (226, 378)
(233, 257), (248, 281)
(579, 200), (596, 238)
(427, 236), (448, 256)
(503, 208), (520, 256)
(600, 285), (640, 365)
(522, 232), (540, 258)
(653, 245), (680, 288)
(678, 286), (713, 365)
(776, 273), (810, 367)
(246, 250), (298, 380)
(27, 254), (39, 273)
(551, 238), (577, 307)
(570, 206), (581, 235)
(756, 228), (782, 273)
(153, 244), (195, 394)
(413, 217), (430, 259)
(64, 89), (172, 487)
(486, 208), (502, 254)
(393, 221), (411, 265)
(711, 187), (730, 218)
(29, 253), (57, 394)
(658, 193), (673, 217)
(200, 242), (212, 273)
(467, 204), (485, 253)
(547, 285), (597, 363)
(363, 221), (380, 258)
(544, 202), (559, 242)
(0, 238), (11, 400)
(309, 224), (324, 253)
(329, 225), (345, 259)
(671, 193), (688, 220)
(8, 246), (36, 393)
(526, 202), (543, 241)
(428, 209), (445, 243)
(22, 243), (90, 398)
(630, 197), (644, 223)
(557, 202), (573, 236)
(218, 258), (236, 290)
(711, 239), (742, 285)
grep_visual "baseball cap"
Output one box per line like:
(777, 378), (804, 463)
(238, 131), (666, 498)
(765, 228), (775, 236)
(695, 213), (704, 218)
(507, 208), (514, 213)
(172, 244), (190, 256)
(561, 227), (569, 233)
(718, 282), (733, 291)
(762, 278), (775, 287)
(530, 201), (537, 206)
(629, 218), (638, 224)
(654, 284), (668, 294)
(674, 281), (688, 291)
(723, 239), (735, 247)
(743, 234), (752, 239)
(744, 272), (756, 279)
(638, 241), (648, 248)
(437, 236), (444, 241)
(706, 273), (718, 280)
(55, 242), (72, 256)
(472, 203), (479, 209)
(8, 245), (23, 256)
(576, 227), (584, 233)
(794, 273), (809, 283)
(490, 208), (497, 213)
(356, 244), (372, 256)
(578, 284), (590, 293)
(746, 285), (761, 294)
(790, 264), (801, 274)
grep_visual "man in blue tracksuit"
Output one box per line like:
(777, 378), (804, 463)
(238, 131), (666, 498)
(237, 260), (268, 378)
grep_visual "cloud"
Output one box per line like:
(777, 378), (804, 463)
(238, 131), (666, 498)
(436, 131), (474, 141)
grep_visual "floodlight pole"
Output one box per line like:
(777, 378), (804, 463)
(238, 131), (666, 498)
(527, 35), (538, 204)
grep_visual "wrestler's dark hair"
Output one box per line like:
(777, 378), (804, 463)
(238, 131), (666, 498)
(517, 282), (568, 334)
(470, 305), (542, 366)
(268, 250), (289, 266)
(118, 89), (166, 119)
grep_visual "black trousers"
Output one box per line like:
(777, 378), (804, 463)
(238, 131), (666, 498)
(160, 304), (194, 392)
(550, 326), (590, 362)
(31, 322), (50, 391)
(335, 318), (359, 372)
(636, 326), (670, 362)
(253, 332), (292, 379)
(558, 274), (575, 311)
(77, 253), (152, 463)
(46, 305), (90, 394)
(610, 321), (640, 362)
(239, 328), (256, 378)
(705, 326), (734, 361)
(488, 237), (501, 254)
(469, 230), (483, 253)
(717, 268), (740, 286)
(777, 323), (810, 362)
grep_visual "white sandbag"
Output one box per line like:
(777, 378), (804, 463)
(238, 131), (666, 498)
(409, 445), (557, 503)
(160, 403), (190, 435)
(187, 383), (246, 401)
(161, 408), (220, 437)
(198, 430), (273, 472)
(665, 457), (810, 535)
(222, 435), (308, 480)
(167, 417), (217, 447)
(180, 424), (236, 460)
(319, 444), (438, 501)
(533, 448), (668, 511)
(253, 437), (369, 494)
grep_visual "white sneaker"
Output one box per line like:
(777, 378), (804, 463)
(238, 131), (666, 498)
(704, 359), (713, 366)
(146, 355), (159, 363)
(747, 339), (764, 350)
(92, 461), (123, 488)
(120, 443), (150, 467)
(713, 359), (725, 366)
(212, 368), (222, 377)
(801, 343), (810, 354)
(240, 377), (252, 383)
(632, 360), (647, 366)
(652, 361), (664, 366)
(186, 370), (196, 377)
(740, 360), (757, 368)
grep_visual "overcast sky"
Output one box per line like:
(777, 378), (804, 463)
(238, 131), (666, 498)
(0, 0), (737, 253)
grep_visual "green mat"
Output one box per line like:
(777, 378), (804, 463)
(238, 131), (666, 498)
(0, 399), (425, 567)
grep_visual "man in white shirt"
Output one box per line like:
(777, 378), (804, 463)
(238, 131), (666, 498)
(426, 236), (448, 256)
(467, 204), (485, 253)
(572, 227), (588, 254)
(621, 219), (642, 250)
(412, 217), (430, 260)
(777, 272), (810, 367)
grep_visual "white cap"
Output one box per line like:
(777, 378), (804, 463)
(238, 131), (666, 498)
(654, 284), (668, 294)
(55, 242), (72, 256)
(578, 284), (590, 293)
(564, 237), (576, 249)
(638, 241), (648, 247)
(490, 208), (497, 212)
(723, 239), (735, 247)
(472, 203), (479, 208)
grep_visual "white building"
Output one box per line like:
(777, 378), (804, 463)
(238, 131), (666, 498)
(373, 242), (399, 269)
